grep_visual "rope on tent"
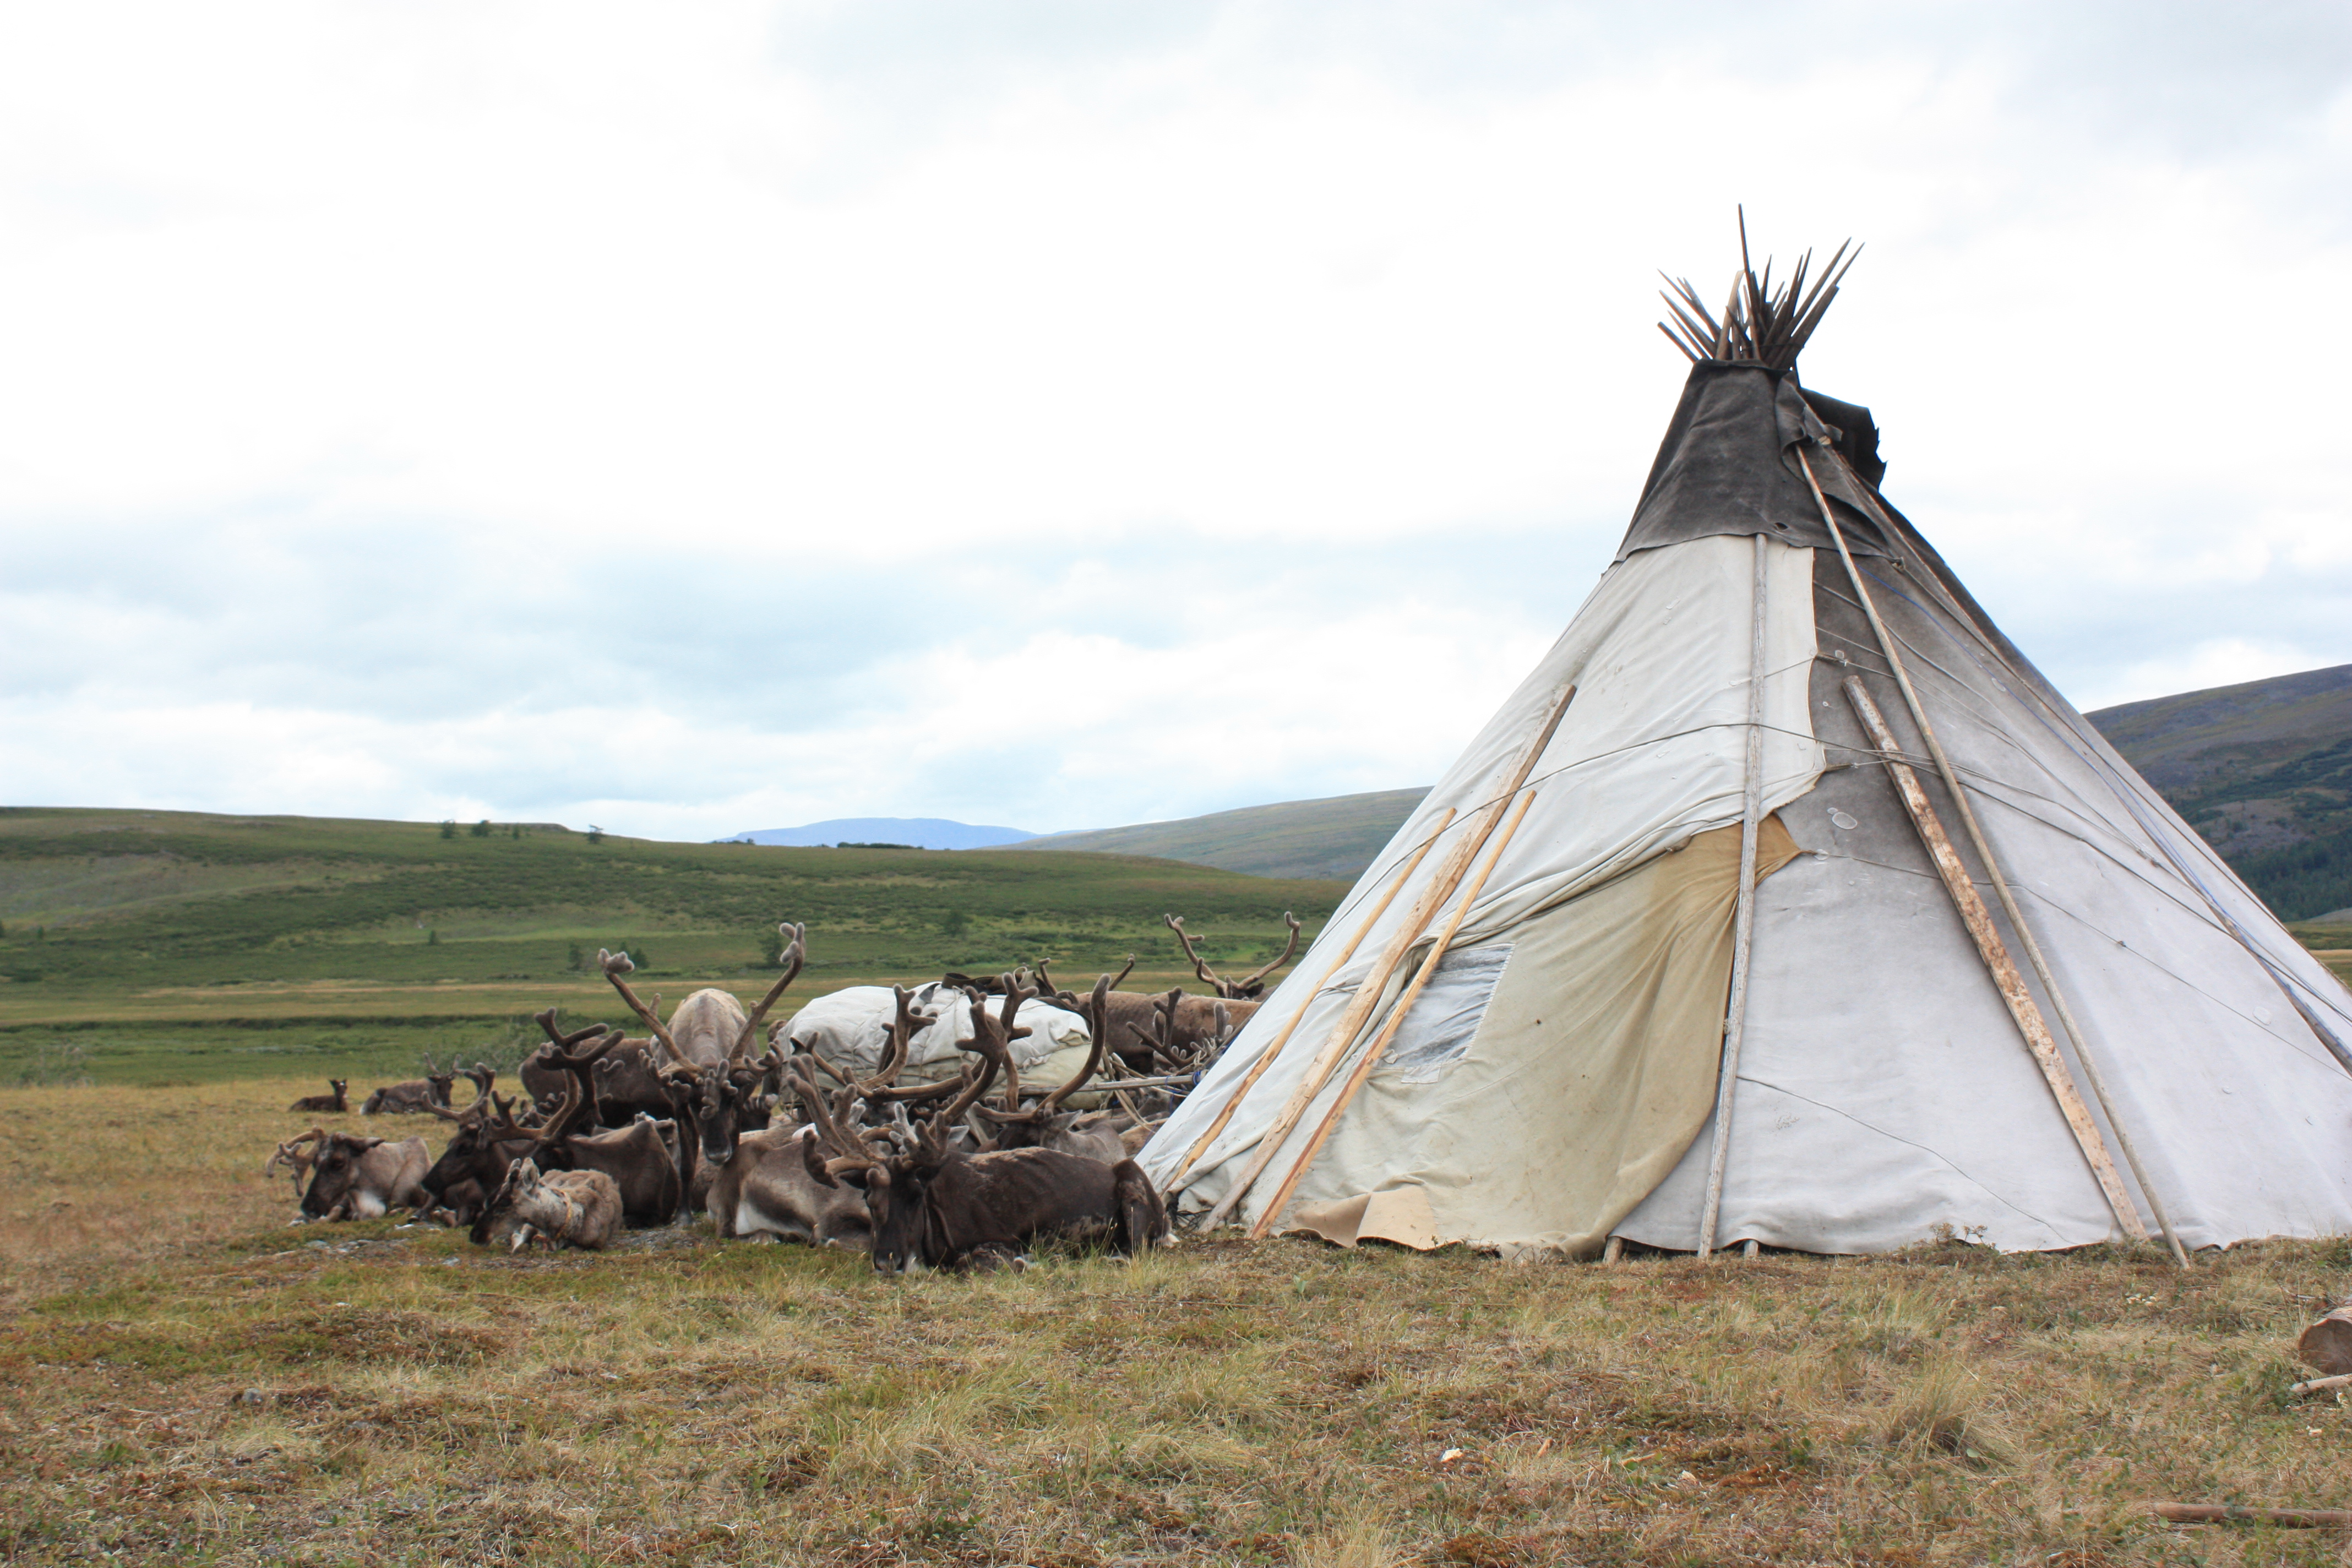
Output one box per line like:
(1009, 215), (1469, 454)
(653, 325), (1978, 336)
(1798, 442), (2190, 1267)
(1194, 679), (1579, 1233)
(1698, 531), (1772, 1260)
(1162, 808), (1457, 1194)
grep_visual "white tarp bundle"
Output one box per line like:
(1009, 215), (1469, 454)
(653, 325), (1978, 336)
(781, 983), (1090, 1085)
(1141, 395), (2352, 1256)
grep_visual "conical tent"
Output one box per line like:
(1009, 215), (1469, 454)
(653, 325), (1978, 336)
(1141, 248), (2352, 1258)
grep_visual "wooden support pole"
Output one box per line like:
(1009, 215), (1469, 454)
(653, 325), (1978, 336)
(1164, 809), (1457, 1193)
(1698, 531), (1772, 1260)
(1246, 790), (1536, 1238)
(1602, 1235), (1624, 1264)
(2153, 1502), (2352, 1527)
(1842, 676), (2147, 1241)
(1196, 680), (1578, 1231)
(1800, 444), (2184, 1265)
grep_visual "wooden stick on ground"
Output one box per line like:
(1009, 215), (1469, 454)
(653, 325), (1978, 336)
(2153, 1502), (2352, 1527)
(2288, 1371), (2352, 1396)
(1164, 808), (1458, 1194)
(1246, 789), (1537, 1239)
(1842, 675), (2146, 1243)
(1196, 680), (1577, 1231)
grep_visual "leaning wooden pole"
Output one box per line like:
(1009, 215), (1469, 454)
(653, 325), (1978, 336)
(1799, 443), (2186, 1265)
(1196, 680), (1578, 1231)
(1842, 676), (2147, 1242)
(1697, 531), (1772, 1260)
(1163, 809), (1457, 1193)
(1246, 790), (1537, 1238)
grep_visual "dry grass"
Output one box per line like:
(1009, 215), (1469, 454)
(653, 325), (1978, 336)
(2, 1082), (2349, 1565)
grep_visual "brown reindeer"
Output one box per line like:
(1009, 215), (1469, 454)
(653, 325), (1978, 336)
(287, 1079), (348, 1114)
(361, 1057), (459, 1115)
(595, 924), (806, 1074)
(471, 1030), (682, 1237)
(298, 1129), (430, 1220)
(797, 988), (1167, 1273)
(490, 1158), (622, 1252)
(966, 973), (1134, 1163)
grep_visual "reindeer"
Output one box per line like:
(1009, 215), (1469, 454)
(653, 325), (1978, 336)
(797, 987), (1168, 1273)
(462, 1030), (682, 1240)
(700, 992), (943, 1246)
(965, 974), (1136, 1163)
(361, 1057), (459, 1115)
(596, 924), (806, 1074)
(487, 1158), (622, 1252)
(287, 1079), (348, 1114)
(1164, 912), (1302, 1000)
(297, 1129), (430, 1221)
(1075, 911), (1296, 1071)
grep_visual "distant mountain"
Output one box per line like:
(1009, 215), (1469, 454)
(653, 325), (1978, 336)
(721, 818), (1038, 851)
(2087, 663), (2352, 922)
(1010, 788), (1431, 882)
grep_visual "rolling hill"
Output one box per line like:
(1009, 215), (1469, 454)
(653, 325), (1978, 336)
(1011, 788), (1433, 881)
(720, 817), (1037, 850)
(2084, 662), (2352, 921)
(0, 807), (1341, 1084)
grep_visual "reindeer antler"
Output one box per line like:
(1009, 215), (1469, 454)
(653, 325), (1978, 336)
(1164, 914), (1218, 990)
(598, 949), (683, 1064)
(792, 1061), (887, 1189)
(729, 922), (807, 1061)
(534, 1009), (611, 1050)
(851, 985), (933, 1097)
(530, 1027), (623, 1152)
(974, 972), (1114, 1125)
(1231, 912), (1303, 996)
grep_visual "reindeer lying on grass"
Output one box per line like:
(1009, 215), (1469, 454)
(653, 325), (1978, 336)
(361, 1057), (459, 1115)
(490, 1158), (622, 1252)
(287, 1079), (347, 1114)
(798, 982), (1168, 1273)
(296, 1129), (430, 1221)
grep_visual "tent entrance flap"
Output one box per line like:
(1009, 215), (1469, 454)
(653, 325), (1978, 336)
(1256, 815), (1799, 1255)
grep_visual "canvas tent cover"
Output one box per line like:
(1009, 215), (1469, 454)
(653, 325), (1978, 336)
(1142, 362), (2352, 1257)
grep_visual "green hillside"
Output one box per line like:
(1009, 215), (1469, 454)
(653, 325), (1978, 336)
(0, 807), (1342, 1085)
(2085, 663), (2352, 921)
(1015, 787), (1430, 881)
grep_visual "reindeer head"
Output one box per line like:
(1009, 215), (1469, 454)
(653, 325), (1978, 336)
(300, 1131), (388, 1218)
(423, 1057), (460, 1106)
(693, 1059), (772, 1168)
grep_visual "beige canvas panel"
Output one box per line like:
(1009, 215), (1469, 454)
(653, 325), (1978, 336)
(1282, 814), (1797, 1256)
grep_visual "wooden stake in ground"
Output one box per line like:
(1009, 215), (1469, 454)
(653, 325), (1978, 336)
(1841, 676), (2148, 1243)
(1196, 679), (1578, 1231)
(1246, 790), (1537, 1238)
(1164, 808), (1457, 1194)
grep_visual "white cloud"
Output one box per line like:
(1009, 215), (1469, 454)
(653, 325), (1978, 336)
(1, 2), (2347, 836)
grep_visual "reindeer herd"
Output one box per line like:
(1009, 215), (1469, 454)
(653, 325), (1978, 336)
(262, 912), (1302, 1271)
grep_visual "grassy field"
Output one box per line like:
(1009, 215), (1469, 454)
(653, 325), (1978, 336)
(2, 1079), (2348, 1565)
(0, 806), (1342, 1088)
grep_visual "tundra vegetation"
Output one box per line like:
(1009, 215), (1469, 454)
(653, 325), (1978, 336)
(4, 807), (2352, 1562)
(3, 1076), (2350, 1564)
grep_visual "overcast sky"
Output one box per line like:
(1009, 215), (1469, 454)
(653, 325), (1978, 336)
(3, 2), (2347, 841)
